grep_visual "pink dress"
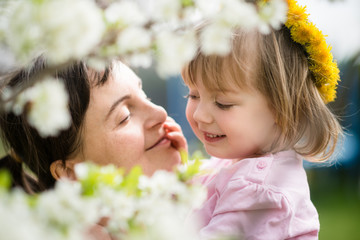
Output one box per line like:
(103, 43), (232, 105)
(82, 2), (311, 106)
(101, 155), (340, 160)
(193, 150), (319, 240)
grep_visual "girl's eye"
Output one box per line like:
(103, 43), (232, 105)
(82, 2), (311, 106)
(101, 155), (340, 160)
(184, 94), (199, 100)
(119, 114), (131, 125)
(215, 101), (233, 110)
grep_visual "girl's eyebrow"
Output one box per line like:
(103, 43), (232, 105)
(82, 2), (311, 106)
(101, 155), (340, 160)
(105, 95), (131, 121)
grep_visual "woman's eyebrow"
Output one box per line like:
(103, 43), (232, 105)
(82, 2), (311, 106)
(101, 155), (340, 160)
(105, 95), (131, 121)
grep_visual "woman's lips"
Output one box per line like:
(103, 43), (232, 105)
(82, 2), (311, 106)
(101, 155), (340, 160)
(146, 137), (171, 151)
(203, 132), (226, 142)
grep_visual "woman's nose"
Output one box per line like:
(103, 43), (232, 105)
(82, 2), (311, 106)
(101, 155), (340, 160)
(144, 100), (167, 129)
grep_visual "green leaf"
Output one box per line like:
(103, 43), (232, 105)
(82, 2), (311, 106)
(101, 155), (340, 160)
(98, 165), (124, 188)
(191, 150), (204, 161)
(177, 151), (204, 182)
(180, 149), (188, 165)
(79, 164), (101, 196)
(182, 0), (194, 7)
(0, 169), (11, 190)
(120, 166), (143, 196)
(27, 194), (38, 208)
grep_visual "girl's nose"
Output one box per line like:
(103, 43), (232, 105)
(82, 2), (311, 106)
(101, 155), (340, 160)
(144, 100), (167, 129)
(193, 102), (212, 124)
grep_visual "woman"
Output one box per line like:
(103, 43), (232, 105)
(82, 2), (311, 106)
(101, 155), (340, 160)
(0, 57), (187, 193)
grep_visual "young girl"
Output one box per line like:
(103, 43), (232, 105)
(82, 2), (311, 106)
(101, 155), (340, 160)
(182, 1), (342, 239)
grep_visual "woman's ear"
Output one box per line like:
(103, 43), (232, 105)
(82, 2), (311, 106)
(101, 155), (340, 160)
(50, 159), (81, 180)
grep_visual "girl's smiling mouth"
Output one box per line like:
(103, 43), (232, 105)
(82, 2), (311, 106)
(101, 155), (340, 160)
(203, 132), (226, 142)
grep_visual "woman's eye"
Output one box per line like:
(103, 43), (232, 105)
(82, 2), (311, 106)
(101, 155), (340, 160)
(119, 114), (131, 125)
(184, 94), (199, 100)
(215, 101), (233, 110)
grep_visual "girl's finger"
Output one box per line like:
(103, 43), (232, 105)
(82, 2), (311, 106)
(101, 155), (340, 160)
(167, 131), (188, 152)
(164, 120), (182, 132)
(164, 121), (183, 136)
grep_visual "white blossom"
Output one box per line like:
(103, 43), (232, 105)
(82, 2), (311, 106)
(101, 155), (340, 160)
(0, 47), (17, 73)
(100, 188), (137, 235)
(257, 0), (288, 34)
(0, 0), (289, 77)
(35, 180), (100, 239)
(200, 23), (233, 56)
(149, 0), (182, 22)
(5, 0), (104, 64)
(105, 1), (148, 27)
(195, 0), (222, 18)
(74, 163), (91, 180)
(17, 77), (71, 137)
(126, 52), (153, 69)
(156, 30), (197, 77)
(87, 57), (108, 72)
(140, 170), (187, 198)
(1, 87), (16, 113)
(182, 6), (203, 26)
(117, 27), (152, 53)
(0, 189), (46, 240)
(0, 161), (206, 240)
(0, 2), (18, 72)
(147, 213), (199, 240)
(220, 0), (259, 29)
(133, 195), (200, 240)
(182, 183), (207, 210)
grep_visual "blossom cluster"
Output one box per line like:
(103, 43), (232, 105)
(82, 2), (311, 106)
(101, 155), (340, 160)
(0, 0), (287, 74)
(0, 158), (207, 240)
(0, 0), (288, 137)
(2, 77), (71, 137)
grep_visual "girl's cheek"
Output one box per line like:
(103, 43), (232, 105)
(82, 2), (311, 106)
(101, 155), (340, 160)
(185, 104), (193, 122)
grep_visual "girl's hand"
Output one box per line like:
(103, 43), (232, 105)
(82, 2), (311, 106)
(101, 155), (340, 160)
(87, 224), (113, 240)
(163, 117), (188, 153)
(87, 217), (117, 240)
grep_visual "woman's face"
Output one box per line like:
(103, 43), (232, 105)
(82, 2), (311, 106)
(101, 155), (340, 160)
(76, 62), (181, 175)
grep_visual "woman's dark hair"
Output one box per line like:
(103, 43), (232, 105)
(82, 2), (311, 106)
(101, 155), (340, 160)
(0, 57), (111, 193)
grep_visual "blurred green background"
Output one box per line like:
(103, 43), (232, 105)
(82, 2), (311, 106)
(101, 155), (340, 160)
(309, 56), (360, 240)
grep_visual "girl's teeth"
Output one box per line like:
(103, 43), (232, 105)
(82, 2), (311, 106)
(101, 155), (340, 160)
(207, 134), (223, 138)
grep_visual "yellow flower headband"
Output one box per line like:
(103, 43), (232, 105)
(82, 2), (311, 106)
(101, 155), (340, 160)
(285, 0), (340, 103)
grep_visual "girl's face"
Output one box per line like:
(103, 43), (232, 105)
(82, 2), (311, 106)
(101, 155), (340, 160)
(76, 63), (181, 175)
(185, 78), (278, 160)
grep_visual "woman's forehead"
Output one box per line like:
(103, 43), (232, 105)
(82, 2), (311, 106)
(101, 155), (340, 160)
(112, 61), (141, 84)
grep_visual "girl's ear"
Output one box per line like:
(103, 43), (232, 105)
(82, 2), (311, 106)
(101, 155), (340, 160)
(50, 159), (81, 180)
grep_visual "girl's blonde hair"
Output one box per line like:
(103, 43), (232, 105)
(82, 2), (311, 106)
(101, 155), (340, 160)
(182, 26), (343, 161)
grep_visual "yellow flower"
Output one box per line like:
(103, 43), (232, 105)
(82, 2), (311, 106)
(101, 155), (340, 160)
(286, 0), (309, 28)
(307, 44), (333, 65)
(306, 38), (328, 56)
(309, 28), (326, 47)
(317, 64), (333, 78)
(319, 84), (337, 103)
(285, 0), (340, 102)
(290, 22), (317, 45)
